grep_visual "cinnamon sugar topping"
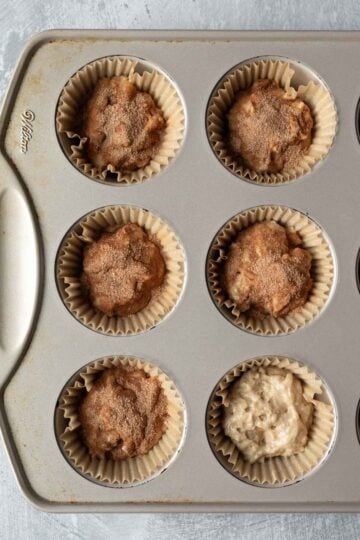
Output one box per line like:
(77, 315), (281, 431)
(223, 221), (313, 318)
(81, 76), (166, 171)
(79, 365), (168, 460)
(82, 223), (165, 317)
(227, 79), (313, 173)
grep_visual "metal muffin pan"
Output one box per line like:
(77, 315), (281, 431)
(1, 29), (360, 512)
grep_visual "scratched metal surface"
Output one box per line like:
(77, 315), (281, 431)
(2, 0), (360, 538)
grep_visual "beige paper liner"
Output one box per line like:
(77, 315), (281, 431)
(57, 355), (185, 486)
(207, 59), (337, 184)
(56, 205), (186, 336)
(56, 56), (185, 184)
(207, 205), (334, 336)
(207, 356), (336, 486)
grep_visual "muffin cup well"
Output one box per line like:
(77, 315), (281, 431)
(206, 58), (337, 185)
(206, 205), (335, 336)
(56, 205), (186, 336)
(56, 56), (185, 184)
(206, 356), (336, 486)
(56, 355), (185, 486)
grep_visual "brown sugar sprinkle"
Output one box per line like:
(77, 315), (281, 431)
(80, 76), (166, 171)
(79, 365), (168, 461)
(227, 79), (314, 173)
(223, 221), (313, 318)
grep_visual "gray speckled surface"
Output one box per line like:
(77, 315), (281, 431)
(2, 0), (360, 538)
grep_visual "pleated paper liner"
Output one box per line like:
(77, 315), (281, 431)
(56, 56), (185, 184)
(56, 355), (185, 486)
(56, 205), (186, 336)
(206, 356), (336, 486)
(206, 205), (335, 336)
(206, 58), (337, 184)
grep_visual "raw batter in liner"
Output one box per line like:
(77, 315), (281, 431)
(223, 366), (313, 463)
(227, 79), (313, 173)
(223, 221), (313, 318)
(81, 76), (166, 171)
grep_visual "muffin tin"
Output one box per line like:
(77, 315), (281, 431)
(1, 30), (360, 512)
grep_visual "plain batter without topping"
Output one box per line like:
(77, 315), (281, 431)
(223, 221), (313, 318)
(82, 223), (166, 317)
(227, 79), (313, 173)
(79, 365), (168, 460)
(81, 76), (166, 171)
(223, 366), (313, 463)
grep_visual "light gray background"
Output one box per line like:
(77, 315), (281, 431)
(1, 1), (360, 538)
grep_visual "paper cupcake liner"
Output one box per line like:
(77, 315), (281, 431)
(206, 356), (336, 486)
(56, 205), (186, 336)
(56, 355), (185, 486)
(206, 205), (334, 336)
(56, 56), (185, 184)
(206, 58), (337, 184)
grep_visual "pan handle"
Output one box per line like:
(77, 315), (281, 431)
(0, 154), (41, 388)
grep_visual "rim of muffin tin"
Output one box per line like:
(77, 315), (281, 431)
(55, 204), (187, 336)
(55, 54), (187, 186)
(54, 355), (188, 488)
(205, 356), (338, 488)
(355, 97), (360, 148)
(205, 204), (337, 337)
(355, 248), (360, 294)
(355, 397), (360, 449)
(205, 54), (338, 186)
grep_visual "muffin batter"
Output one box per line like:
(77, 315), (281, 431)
(82, 223), (165, 317)
(223, 221), (312, 318)
(223, 366), (313, 463)
(227, 79), (313, 173)
(79, 365), (168, 460)
(81, 76), (166, 171)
